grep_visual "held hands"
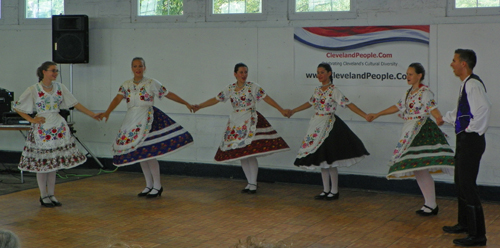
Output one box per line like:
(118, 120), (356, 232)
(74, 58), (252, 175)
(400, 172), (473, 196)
(185, 103), (194, 113)
(97, 112), (110, 122)
(91, 113), (103, 121)
(365, 113), (377, 122)
(280, 109), (293, 118)
(283, 109), (294, 118)
(192, 104), (201, 113)
(435, 116), (445, 126)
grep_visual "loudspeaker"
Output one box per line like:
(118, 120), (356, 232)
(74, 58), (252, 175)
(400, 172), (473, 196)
(52, 15), (89, 64)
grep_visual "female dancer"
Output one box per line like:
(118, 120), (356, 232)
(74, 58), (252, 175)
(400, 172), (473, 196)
(288, 63), (369, 200)
(367, 63), (455, 215)
(100, 57), (194, 198)
(193, 63), (290, 194)
(13, 61), (101, 207)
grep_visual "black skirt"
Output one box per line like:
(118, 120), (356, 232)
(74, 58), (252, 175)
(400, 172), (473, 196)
(294, 115), (369, 167)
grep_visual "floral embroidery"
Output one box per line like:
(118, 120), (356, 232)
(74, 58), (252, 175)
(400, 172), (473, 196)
(116, 124), (143, 146)
(300, 127), (321, 149)
(400, 87), (436, 120)
(37, 124), (67, 142)
(139, 87), (153, 102)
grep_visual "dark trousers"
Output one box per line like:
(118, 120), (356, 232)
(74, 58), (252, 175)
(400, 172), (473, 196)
(455, 132), (486, 236)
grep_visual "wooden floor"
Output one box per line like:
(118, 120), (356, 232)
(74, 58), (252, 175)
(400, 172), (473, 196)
(0, 172), (499, 248)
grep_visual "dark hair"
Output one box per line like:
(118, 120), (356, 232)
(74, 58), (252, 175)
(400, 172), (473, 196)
(36, 61), (57, 82)
(455, 49), (476, 70)
(131, 57), (146, 67)
(234, 63), (248, 73)
(408, 62), (425, 82)
(318, 62), (333, 82)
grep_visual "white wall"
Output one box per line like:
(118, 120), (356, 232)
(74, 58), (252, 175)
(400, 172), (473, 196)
(1, 0), (499, 186)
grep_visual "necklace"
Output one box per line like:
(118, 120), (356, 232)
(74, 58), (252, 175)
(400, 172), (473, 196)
(235, 83), (245, 89)
(321, 83), (332, 88)
(133, 78), (143, 84)
(40, 82), (53, 89)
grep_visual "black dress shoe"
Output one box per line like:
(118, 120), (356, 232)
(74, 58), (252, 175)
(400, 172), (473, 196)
(314, 192), (328, 200)
(241, 184), (251, 193)
(416, 205), (438, 216)
(325, 192), (339, 201)
(453, 236), (487, 246)
(39, 196), (55, 208)
(138, 187), (152, 197)
(48, 195), (62, 206)
(443, 224), (468, 234)
(247, 184), (257, 194)
(146, 187), (163, 198)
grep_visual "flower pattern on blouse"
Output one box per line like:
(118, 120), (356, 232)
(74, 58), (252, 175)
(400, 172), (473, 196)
(396, 86), (436, 120)
(309, 85), (350, 115)
(37, 123), (67, 142)
(226, 83), (265, 109)
(32, 86), (64, 112)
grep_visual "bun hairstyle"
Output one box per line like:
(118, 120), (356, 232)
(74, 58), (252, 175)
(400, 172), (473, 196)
(234, 62), (248, 73)
(36, 61), (57, 82)
(318, 62), (333, 83)
(131, 57), (146, 67)
(408, 62), (426, 82)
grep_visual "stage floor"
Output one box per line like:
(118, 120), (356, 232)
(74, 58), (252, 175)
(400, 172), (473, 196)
(0, 170), (499, 248)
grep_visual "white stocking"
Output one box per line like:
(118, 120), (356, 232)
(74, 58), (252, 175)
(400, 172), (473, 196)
(147, 159), (162, 190)
(328, 167), (339, 194)
(37, 173), (52, 204)
(46, 171), (58, 201)
(37, 173), (48, 197)
(414, 170), (437, 211)
(247, 157), (258, 190)
(240, 158), (252, 187)
(320, 168), (331, 193)
(140, 161), (153, 193)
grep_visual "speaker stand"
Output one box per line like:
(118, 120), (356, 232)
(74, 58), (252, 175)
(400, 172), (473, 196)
(68, 64), (104, 169)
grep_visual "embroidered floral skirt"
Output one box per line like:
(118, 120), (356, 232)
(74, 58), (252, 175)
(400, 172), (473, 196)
(387, 118), (455, 179)
(214, 112), (289, 162)
(113, 107), (193, 166)
(18, 123), (87, 173)
(294, 115), (369, 169)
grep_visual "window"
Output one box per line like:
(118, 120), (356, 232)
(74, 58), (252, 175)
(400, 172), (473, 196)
(132, 0), (186, 23)
(289, 0), (356, 20)
(447, 0), (500, 16)
(212, 0), (262, 14)
(207, 0), (266, 21)
(456, 0), (500, 8)
(138, 0), (183, 16)
(25, 0), (63, 18)
(295, 0), (350, 12)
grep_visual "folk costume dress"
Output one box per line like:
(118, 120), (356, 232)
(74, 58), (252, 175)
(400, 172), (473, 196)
(294, 85), (369, 169)
(214, 81), (289, 162)
(14, 82), (87, 173)
(112, 78), (193, 166)
(387, 85), (455, 179)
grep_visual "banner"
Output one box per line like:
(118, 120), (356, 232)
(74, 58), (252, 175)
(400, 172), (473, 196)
(294, 25), (430, 86)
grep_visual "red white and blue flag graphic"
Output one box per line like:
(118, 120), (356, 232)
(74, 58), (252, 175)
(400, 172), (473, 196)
(294, 26), (430, 51)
